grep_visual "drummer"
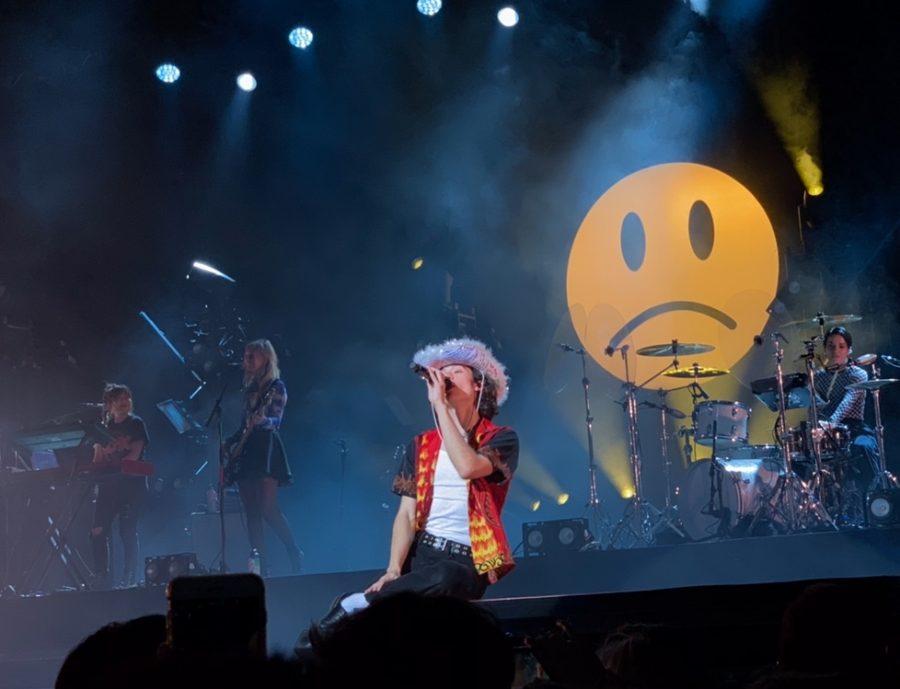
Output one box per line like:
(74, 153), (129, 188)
(814, 326), (878, 485)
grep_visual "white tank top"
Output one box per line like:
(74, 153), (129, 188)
(423, 443), (471, 545)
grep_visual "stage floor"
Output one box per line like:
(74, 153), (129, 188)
(2, 525), (900, 688)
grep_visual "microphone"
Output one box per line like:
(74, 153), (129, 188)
(411, 363), (453, 391)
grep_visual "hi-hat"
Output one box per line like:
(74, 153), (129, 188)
(781, 313), (863, 328)
(847, 379), (900, 391)
(636, 342), (715, 357)
(663, 364), (730, 379)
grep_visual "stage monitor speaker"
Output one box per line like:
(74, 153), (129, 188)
(522, 518), (591, 557)
(144, 552), (200, 586)
(191, 511), (251, 573)
(866, 489), (900, 527)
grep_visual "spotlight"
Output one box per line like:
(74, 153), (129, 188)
(530, 499), (541, 512)
(144, 553), (200, 586)
(416, 0), (442, 16)
(236, 72), (257, 92)
(522, 518), (591, 557)
(288, 26), (314, 49)
(411, 257), (425, 270)
(155, 63), (181, 84)
(866, 489), (900, 527)
(188, 260), (237, 283)
(556, 493), (570, 506)
(497, 7), (519, 27)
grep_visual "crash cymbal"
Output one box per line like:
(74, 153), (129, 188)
(846, 379), (900, 391)
(663, 365), (730, 379)
(636, 342), (715, 357)
(781, 313), (863, 328)
(854, 353), (877, 366)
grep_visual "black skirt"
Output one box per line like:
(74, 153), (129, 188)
(227, 428), (293, 486)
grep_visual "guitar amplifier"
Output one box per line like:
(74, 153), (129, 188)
(190, 511), (251, 573)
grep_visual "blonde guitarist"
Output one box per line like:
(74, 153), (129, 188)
(224, 338), (303, 575)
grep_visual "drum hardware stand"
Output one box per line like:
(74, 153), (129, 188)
(799, 339), (839, 529)
(607, 346), (673, 549)
(865, 358), (899, 491)
(750, 334), (835, 533)
(557, 343), (611, 549)
(649, 390), (687, 539)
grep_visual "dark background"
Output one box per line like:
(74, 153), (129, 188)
(2, 0), (899, 575)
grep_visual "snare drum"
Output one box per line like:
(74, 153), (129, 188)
(693, 400), (750, 448)
(784, 422), (851, 462)
(812, 422), (851, 461)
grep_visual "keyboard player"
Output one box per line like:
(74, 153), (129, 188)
(90, 383), (150, 589)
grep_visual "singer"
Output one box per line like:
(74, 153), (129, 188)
(814, 326), (879, 508)
(297, 337), (519, 649)
(89, 383), (150, 589)
(224, 338), (303, 575)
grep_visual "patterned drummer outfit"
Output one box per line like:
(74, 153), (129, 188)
(813, 363), (879, 488)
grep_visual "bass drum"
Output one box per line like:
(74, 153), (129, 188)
(677, 457), (780, 541)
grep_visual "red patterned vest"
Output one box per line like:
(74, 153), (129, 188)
(413, 417), (516, 584)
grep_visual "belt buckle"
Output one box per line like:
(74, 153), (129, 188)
(433, 535), (447, 551)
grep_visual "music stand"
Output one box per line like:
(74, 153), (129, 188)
(157, 399), (203, 435)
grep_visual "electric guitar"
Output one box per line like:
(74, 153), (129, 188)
(224, 382), (277, 482)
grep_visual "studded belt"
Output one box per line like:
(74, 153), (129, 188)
(417, 532), (472, 558)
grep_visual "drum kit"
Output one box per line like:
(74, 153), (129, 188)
(605, 312), (900, 548)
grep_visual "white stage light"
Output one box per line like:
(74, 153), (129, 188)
(416, 0), (442, 16)
(497, 7), (519, 27)
(288, 26), (314, 49)
(236, 72), (257, 92)
(190, 261), (237, 283)
(155, 63), (181, 84)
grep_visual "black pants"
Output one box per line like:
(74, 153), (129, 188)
(91, 477), (147, 588)
(369, 533), (488, 604)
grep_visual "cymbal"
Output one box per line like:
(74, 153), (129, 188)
(846, 379), (900, 391)
(636, 343), (715, 357)
(781, 313), (863, 328)
(663, 365), (730, 379)
(854, 353), (877, 366)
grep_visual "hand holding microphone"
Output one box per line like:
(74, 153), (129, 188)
(411, 363), (453, 400)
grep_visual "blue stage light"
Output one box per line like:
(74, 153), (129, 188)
(155, 63), (181, 84)
(416, 0), (442, 16)
(288, 26), (314, 49)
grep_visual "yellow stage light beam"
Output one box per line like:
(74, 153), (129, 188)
(513, 449), (564, 499)
(753, 60), (823, 197)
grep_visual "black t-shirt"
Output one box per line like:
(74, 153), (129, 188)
(101, 414), (150, 462)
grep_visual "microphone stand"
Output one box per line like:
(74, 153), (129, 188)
(557, 344), (611, 549)
(205, 378), (232, 573)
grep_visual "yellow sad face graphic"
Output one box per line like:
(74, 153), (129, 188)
(566, 163), (779, 389)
